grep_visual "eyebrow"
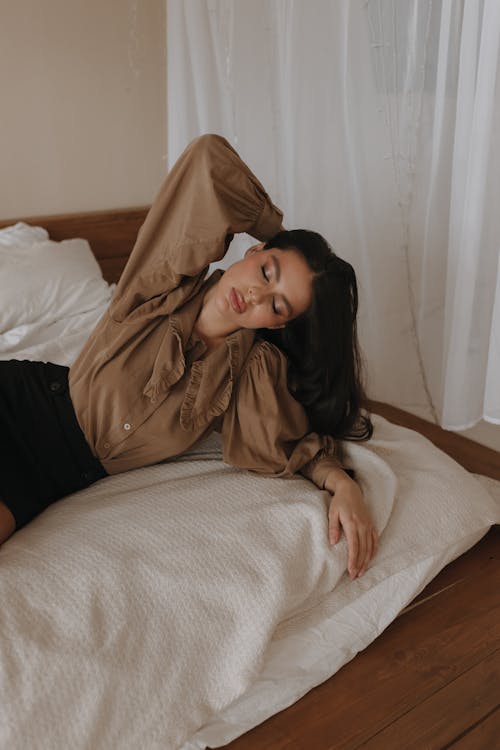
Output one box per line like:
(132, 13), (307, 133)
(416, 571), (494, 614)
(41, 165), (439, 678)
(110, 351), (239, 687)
(270, 254), (293, 317)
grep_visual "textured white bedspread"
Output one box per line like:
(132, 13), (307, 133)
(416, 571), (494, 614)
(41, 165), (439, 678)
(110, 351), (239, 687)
(0, 416), (498, 750)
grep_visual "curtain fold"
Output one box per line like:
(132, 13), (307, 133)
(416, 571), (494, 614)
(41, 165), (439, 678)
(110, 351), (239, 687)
(167, 0), (500, 430)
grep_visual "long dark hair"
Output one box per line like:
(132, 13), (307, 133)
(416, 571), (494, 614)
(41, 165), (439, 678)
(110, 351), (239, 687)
(258, 229), (373, 442)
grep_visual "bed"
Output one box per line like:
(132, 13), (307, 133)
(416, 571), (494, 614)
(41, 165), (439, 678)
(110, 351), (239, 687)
(0, 212), (499, 750)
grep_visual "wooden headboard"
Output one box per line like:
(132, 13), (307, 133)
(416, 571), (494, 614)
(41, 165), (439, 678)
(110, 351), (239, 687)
(0, 207), (149, 284)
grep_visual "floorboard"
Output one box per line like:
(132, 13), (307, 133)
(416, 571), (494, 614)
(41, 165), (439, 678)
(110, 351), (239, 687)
(357, 648), (500, 749)
(446, 705), (500, 749)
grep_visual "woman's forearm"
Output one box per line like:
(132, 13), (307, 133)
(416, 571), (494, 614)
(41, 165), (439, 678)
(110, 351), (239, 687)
(323, 466), (358, 494)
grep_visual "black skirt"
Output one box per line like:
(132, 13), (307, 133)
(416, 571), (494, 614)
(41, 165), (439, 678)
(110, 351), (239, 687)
(0, 359), (108, 530)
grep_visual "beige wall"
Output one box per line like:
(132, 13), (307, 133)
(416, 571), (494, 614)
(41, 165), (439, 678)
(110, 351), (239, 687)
(0, 0), (166, 218)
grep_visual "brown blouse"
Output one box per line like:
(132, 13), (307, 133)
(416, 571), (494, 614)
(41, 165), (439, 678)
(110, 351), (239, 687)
(68, 134), (348, 488)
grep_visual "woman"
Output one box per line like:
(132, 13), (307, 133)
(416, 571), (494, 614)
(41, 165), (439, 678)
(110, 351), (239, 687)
(0, 134), (377, 579)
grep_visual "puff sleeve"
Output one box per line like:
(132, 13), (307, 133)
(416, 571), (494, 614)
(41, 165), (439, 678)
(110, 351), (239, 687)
(221, 341), (353, 489)
(110, 134), (283, 322)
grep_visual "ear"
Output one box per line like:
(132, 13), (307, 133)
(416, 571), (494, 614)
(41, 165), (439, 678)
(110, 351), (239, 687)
(244, 241), (266, 257)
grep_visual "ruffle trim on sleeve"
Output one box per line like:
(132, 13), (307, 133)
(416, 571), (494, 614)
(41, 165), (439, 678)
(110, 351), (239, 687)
(221, 340), (353, 484)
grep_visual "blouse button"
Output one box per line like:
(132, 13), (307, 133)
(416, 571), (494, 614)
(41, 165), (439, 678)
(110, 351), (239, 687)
(123, 423), (131, 431)
(104, 442), (110, 449)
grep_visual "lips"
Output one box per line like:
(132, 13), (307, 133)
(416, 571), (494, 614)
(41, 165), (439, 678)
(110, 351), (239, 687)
(230, 287), (246, 313)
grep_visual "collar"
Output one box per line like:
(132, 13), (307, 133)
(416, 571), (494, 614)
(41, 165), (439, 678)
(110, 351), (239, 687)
(142, 270), (256, 402)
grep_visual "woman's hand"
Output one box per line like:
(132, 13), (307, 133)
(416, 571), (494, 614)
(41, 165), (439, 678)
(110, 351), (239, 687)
(324, 471), (378, 580)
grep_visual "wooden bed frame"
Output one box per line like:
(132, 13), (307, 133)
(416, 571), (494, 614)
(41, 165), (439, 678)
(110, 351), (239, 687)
(1, 207), (499, 747)
(0, 207), (148, 286)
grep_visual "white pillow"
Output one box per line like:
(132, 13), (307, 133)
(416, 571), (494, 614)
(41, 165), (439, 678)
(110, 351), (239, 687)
(0, 304), (113, 367)
(0, 222), (112, 334)
(186, 422), (500, 749)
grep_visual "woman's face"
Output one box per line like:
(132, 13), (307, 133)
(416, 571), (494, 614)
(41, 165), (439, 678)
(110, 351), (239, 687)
(211, 243), (314, 330)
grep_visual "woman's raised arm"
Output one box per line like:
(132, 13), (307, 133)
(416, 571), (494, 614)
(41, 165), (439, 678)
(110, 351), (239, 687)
(110, 134), (283, 322)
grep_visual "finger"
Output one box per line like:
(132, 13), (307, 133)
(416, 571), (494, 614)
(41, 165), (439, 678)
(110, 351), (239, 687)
(372, 528), (379, 557)
(355, 527), (367, 576)
(358, 530), (373, 577)
(360, 529), (380, 576)
(329, 507), (341, 545)
(345, 523), (359, 578)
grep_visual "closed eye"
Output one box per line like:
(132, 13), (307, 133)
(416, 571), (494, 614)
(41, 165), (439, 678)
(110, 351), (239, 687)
(262, 264), (282, 316)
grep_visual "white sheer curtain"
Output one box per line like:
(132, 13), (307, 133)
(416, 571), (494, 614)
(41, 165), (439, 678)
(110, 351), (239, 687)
(166, 0), (500, 430)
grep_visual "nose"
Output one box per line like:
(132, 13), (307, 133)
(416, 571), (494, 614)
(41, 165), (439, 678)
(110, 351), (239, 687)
(247, 286), (264, 305)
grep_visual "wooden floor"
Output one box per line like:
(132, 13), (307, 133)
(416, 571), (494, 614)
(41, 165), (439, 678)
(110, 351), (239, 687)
(223, 403), (500, 750)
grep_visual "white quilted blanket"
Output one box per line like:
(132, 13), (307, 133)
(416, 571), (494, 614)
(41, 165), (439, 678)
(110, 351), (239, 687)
(0, 415), (498, 750)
